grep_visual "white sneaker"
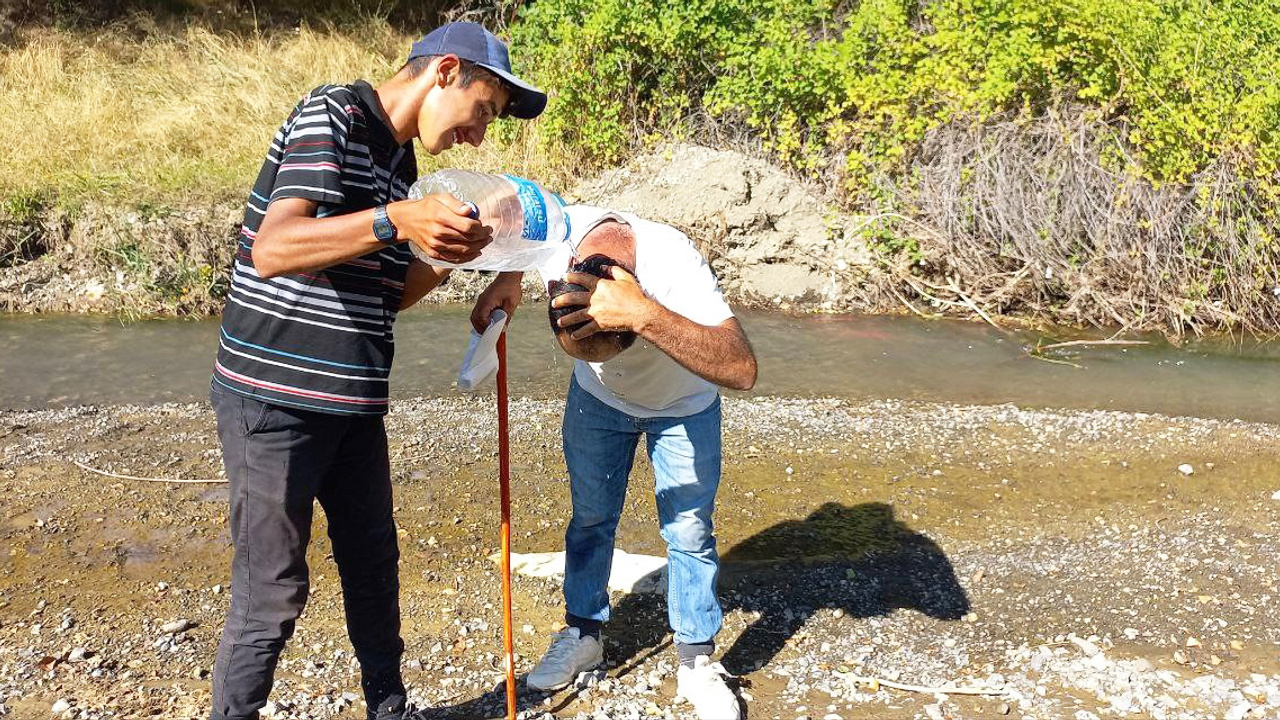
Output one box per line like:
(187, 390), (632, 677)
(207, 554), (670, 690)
(525, 627), (604, 691)
(676, 655), (741, 720)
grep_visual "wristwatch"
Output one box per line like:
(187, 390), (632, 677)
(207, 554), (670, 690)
(372, 205), (399, 245)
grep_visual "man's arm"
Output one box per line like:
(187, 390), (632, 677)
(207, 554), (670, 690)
(552, 268), (757, 390)
(469, 272), (524, 331)
(637, 311), (756, 391)
(252, 195), (493, 279)
(399, 260), (451, 310)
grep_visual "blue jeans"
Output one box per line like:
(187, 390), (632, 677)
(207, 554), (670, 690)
(561, 376), (723, 645)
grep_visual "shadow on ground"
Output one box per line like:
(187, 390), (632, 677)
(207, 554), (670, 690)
(421, 501), (969, 718)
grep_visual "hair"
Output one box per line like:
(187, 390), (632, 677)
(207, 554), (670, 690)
(401, 56), (514, 113)
(548, 254), (638, 361)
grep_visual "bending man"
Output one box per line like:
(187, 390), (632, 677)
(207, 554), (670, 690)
(527, 206), (757, 720)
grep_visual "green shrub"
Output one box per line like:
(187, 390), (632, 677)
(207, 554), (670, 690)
(513, 0), (1280, 188)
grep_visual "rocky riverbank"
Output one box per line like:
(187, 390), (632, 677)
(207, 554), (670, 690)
(2, 396), (1279, 719)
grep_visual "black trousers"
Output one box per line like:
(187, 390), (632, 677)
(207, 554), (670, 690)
(209, 384), (404, 720)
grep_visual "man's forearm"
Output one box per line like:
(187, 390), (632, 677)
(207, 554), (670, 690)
(253, 197), (484, 278)
(253, 201), (386, 278)
(400, 260), (451, 310)
(636, 307), (757, 390)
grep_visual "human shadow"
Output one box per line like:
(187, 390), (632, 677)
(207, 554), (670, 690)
(602, 501), (970, 678)
(417, 501), (969, 718)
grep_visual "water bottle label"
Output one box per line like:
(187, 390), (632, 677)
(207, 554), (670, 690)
(504, 174), (548, 243)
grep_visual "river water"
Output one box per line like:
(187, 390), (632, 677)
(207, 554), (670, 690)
(2, 307), (1279, 422)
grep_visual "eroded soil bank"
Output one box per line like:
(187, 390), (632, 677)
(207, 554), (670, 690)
(2, 396), (1279, 719)
(0, 142), (954, 324)
(0, 145), (883, 319)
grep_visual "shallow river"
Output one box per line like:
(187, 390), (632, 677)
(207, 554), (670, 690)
(2, 307), (1279, 422)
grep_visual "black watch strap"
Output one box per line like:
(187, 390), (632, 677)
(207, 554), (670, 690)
(372, 204), (399, 245)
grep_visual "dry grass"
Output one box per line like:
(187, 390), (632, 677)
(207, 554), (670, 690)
(879, 110), (1280, 338)
(0, 15), (562, 207)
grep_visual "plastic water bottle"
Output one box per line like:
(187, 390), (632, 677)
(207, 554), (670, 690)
(407, 169), (572, 272)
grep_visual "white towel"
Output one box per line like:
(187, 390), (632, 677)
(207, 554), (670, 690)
(457, 309), (508, 391)
(489, 549), (668, 595)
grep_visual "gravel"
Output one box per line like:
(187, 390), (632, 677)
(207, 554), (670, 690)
(2, 396), (1278, 719)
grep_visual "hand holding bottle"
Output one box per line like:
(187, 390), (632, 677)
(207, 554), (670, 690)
(388, 194), (494, 264)
(407, 169), (572, 272)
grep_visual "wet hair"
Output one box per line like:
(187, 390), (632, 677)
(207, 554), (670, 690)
(548, 254), (638, 360)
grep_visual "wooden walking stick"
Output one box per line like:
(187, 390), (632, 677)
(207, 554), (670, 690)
(496, 331), (517, 720)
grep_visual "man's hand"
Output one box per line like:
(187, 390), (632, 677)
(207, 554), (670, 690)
(389, 194), (493, 264)
(471, 272), (524, 332)
(551, 267), (657, 340)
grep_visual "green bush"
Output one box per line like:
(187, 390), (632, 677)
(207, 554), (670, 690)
(512, 0), (1280, 188)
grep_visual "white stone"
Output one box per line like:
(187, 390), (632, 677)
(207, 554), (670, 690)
(1070, 636), (1101, 657)
(1178, 464), (1194, 476)
(161, 618), (195, 634)
(1224, 703), (1252, 720)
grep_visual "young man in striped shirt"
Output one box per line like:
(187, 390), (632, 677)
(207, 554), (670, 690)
(208, 23), (546, 720)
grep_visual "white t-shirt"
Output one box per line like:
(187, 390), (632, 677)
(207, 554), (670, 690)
(556, 205), (735, 418)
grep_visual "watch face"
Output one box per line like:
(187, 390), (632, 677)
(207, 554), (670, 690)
(373, 207), (397, 243)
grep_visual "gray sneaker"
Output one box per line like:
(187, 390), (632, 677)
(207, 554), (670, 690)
(525, 627), (604, 691)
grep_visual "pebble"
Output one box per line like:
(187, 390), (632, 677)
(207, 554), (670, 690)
(1178, 463), (1194, 475)
(1271, 489), (1280, 501)
(161, 618), (196, 634)
(575, 669), (608, 690)
(1071, 636), (1101, 657)
(1224, 703), (1251, 720)
(50, 699), (71, 716)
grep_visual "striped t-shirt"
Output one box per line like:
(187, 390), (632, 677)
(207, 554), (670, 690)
(213, 81), (417, 415)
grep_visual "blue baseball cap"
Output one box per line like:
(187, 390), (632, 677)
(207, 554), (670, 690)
(408, 22), (548, 120)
